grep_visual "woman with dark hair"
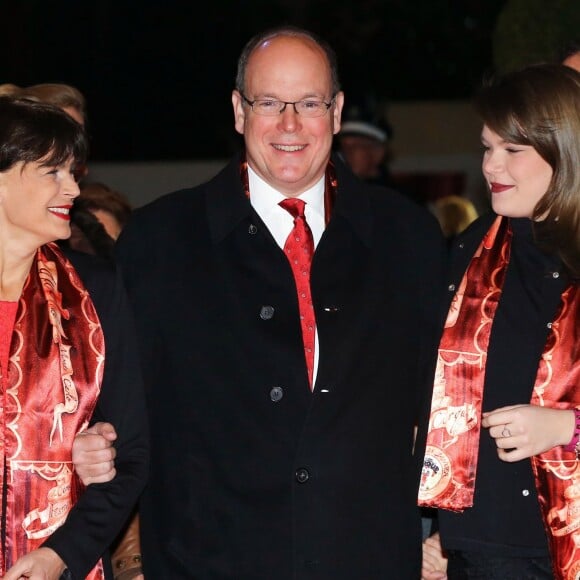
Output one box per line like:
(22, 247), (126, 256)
(0, 96), (148, 579)
(419, 63), (580, 579)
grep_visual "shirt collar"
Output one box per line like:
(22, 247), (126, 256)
(248, 166), (325, 220)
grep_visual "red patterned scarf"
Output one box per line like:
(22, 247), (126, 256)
(418, 216), (580, 579)
(531, 284), (580, 580)
(1, 243), (105, 579)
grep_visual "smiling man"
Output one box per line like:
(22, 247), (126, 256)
(74, 25), (446, 579)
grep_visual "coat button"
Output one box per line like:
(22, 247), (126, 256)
(248, 224), (258, 234)
(448, 284), (456, 292)
(270, 386), (283, 402)
(260, 305), (275, 320)
(522, 489), (530, 497)
(295, 468), (310, 483)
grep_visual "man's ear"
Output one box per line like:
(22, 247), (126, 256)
(332, 91), (345, 135)
(232, 90), (246, 136)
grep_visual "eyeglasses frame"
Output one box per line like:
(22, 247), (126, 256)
(240, 92), (335, 117)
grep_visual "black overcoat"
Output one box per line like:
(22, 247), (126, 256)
(116, 154), (446, 579)
(42, 250), (150, 579)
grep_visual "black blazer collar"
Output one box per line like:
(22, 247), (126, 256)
(205, 151), (373, 247)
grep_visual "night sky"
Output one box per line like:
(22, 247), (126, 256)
(2, 0), (507, 161)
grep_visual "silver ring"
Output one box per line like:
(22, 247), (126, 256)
(501, 425), (511, 438)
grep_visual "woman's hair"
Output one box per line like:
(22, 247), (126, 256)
(474, 63), (580, 279)
(0, 96), (87, 172)
(0, 83), (86, 125)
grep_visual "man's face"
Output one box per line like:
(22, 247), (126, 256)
(338, 135), (387, 179)
(232, 35), (344, 197)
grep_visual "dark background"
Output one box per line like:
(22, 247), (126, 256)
(2, 0), (508, 160)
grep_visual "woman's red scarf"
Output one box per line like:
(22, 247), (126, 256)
(418, 216), (580, 580)
(1, 243), (105, 578)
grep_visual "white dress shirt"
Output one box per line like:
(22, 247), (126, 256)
(248, 166), (325, 386)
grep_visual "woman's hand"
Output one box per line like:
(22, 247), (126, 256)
(482, 404), (575, 462)
(3, 547), (66, 579)
(72, 422), (118, 485)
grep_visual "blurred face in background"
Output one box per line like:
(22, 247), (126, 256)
(338, 135), (387, 179)
(62, 106), (85, 126)
(92, 209), (122, 239)
(563, 52), (580, 72)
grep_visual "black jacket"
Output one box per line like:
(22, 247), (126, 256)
(43, 250), (150, 579)
(432, 213), (568, 557)
(117, 154), (446, 579)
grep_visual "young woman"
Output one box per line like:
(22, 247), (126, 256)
(419, 63), (580, 579)
(0, 96), (148, 579)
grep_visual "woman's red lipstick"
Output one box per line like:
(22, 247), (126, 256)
(490, 183), (513, 193)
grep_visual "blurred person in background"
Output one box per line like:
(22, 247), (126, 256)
(335, 101), (394, 187)
(336, 100), (425, 206)
(78, 182), (132, 240)
(64, 182), (132, 262)
(431, 194), (479, 244)
(560, 38), (580, 72)
(0, 83), (86, 126)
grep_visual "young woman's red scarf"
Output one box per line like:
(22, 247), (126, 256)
(418, 216), (580, 580)
(1, 243), (105, 578)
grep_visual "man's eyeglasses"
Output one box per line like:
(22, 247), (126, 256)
(241, 93), (334, 118)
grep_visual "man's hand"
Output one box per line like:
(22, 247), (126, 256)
(3, 547), (66, 579)
(422, 532), (448, 580)
(72, 422), (118, 485)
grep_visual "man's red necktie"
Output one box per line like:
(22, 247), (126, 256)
(279, 198), (315, 390)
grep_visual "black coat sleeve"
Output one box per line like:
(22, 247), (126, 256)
(42, 251), (150, 580)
